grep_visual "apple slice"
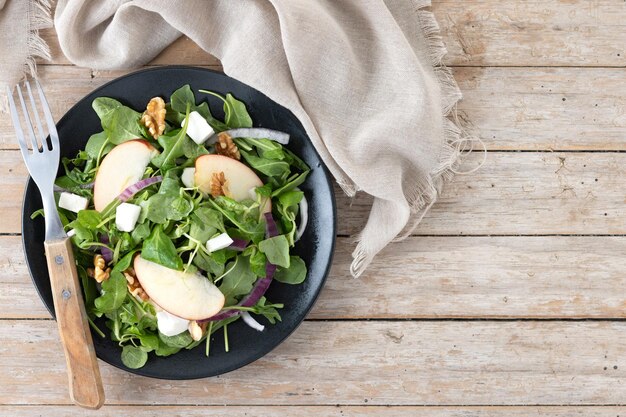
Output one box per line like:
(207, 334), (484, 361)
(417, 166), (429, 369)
(93, 140), (159, 211)
(134, 255), (225, 320)
(195, 154), (271, 213)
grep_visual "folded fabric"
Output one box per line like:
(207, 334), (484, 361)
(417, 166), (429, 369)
(51, 0), (467, 277)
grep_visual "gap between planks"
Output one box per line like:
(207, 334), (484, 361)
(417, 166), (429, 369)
(2, 405), (626, 416)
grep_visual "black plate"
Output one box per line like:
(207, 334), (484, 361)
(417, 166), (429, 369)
(21, 66), (336, 379)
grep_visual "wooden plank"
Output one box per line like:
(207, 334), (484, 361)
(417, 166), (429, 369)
(5, 150), (625, 236)
(433, 0), (626, 67)
(39, 1), (626, 67)
(3, 66), (626, 150)
(1, 320), (625, 405)
(6, 235), (626, 320)
(454, 67), (626, 150)
(2, 405), (626, 416)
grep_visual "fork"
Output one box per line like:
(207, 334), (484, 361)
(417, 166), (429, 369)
(7, 80), (105, 410)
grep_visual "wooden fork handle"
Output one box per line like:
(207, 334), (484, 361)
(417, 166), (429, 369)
(44, 238), (105, 410)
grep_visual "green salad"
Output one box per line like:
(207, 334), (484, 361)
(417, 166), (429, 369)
(39, 85), (309, 369)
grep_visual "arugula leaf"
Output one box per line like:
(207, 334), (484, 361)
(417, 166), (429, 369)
(151, 105), (191, 171)
(272, 171), (309, 197)
(250, 297), (283, 324)
(121, 345), (148, 369)
(224, 94), (253, 128)
(258, 235), (290, 268)
(170, 85), (229, 132)
(239, 148), (291, 178)
(219, 255), (256, 305)
(142, 225), (183, 270)
(249, 248), (267, 277)
(274, 256), (307, 284)
(94, 271), (127, 314)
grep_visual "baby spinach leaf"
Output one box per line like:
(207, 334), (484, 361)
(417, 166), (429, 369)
(274, 256), (307, 284)
(112, 249), (139, 273)
(258, 235), (290, 268)
(142, 225), (183, 270)
(219, 256), (256, 306)
(190, 207), (223, 242)
(92, 97), (122, 119)
(131, 222), (151, 244)
(159, 331), (193, 348)
(155, 340), (181, 356)
(277, 189), (304, 209)
(121, 345), (148, 369)
(101, 105), (145, 145)
(85, 131), (113, 159)
(94, 271), (127, 314)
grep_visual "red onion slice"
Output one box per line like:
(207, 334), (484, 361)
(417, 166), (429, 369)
(118, 176), (163, 202)
(200, 263), (277, 323)
(264, 212), (279, 238)
(208, 128), (289, 145)
(100, 234), (113, 263)
(228, 238), (249, 251)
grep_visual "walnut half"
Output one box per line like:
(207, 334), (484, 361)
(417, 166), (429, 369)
(215, 132), (240, 160)
(210, 171), (231, 198)
(141, 97), (166, 139)
(125, 267), (149, 301)
(92, 254), (110, 283)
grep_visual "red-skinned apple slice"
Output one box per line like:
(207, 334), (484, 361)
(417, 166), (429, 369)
(134, 255), (225, 320)
(93, 140), (159, 211)
(195, 154), (271, 213)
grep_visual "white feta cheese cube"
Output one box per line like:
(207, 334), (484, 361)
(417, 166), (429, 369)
(58, 192), (89, 213)
(206, 232), (234, 253)
(183, 111), (215, 145)
(156, 310), (189, 337)
(115, 203), (142, 232)
(181, 167), (195, 188)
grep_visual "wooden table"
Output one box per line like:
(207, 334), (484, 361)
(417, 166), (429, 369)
(1, 1), (625, 415)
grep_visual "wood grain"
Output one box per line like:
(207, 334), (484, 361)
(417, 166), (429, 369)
(2, 320), (626, 405)
(6, 236), (626, 320)
(39, 1), (626, 68)
(4, 150), (624, 236)
(433, 0), (626, 67)
(1, 406), (625, 417)
(44, 238), (104, 409)
(3, 66), (626, 151)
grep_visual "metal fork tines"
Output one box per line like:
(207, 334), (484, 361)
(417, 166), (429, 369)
(7, 80), (65, 241)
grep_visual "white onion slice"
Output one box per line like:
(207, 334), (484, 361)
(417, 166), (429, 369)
(295, 195), (308, 242)
(241, 311), (265, 332)
(208, 128), (290, 145)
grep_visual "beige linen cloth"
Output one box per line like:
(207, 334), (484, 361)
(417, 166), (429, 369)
(4, 0), (474, 277)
